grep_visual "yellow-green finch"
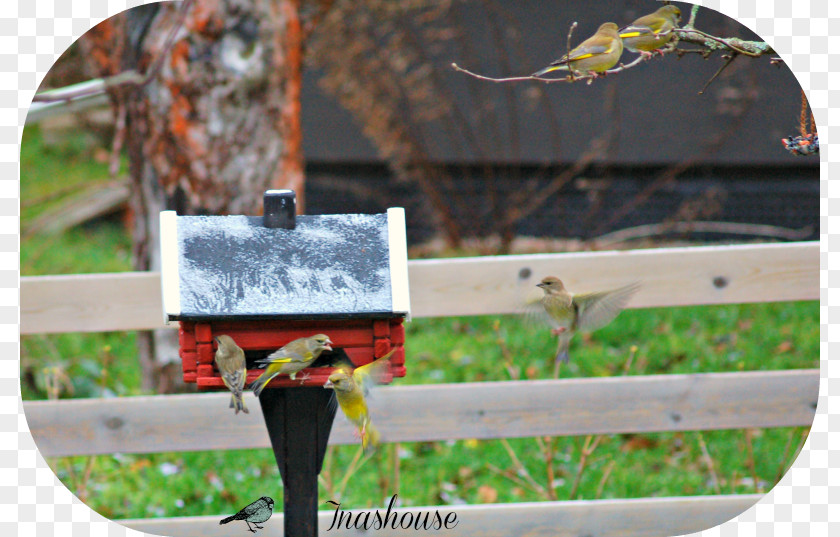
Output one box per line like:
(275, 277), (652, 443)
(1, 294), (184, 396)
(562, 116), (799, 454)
(619, 5), (681, 57)
(214, 335), (249, 415)
(324, 349), (395, 452)
(536, 276), (640, 364)
(250, 334), (333, 397)
(532, 22), (623, 77)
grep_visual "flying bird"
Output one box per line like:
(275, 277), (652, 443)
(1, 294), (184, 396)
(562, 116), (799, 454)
(324, 349), (395, 452)
(535, 276), (641, 364)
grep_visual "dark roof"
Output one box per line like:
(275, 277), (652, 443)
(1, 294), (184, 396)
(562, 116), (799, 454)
(160, 210), (410, 321)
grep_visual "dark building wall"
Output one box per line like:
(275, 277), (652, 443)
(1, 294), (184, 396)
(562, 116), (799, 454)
(305, 163), (818, 245)
(298, 1), (818, 243)
(300, 1), (818, 166)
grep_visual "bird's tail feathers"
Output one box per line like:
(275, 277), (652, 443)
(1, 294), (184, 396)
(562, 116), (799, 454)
(555, 337), (571, 364)
(250, 372), (278, 398)
(362, 425), (382, 452)
(531, 63), (569, 77)
(219, 514), (237, 525)
(232, 393), (249, 414)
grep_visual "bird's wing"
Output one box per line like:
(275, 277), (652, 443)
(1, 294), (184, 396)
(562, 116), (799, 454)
(354, 349), (395, 396)
(256, 347), (309, 366)
(620, 14), (671, 37)
(573, 282), (641, 332)
(549, 40), (611, 66)
(222, 369), (246, 391)
(240, 500), (263, 516)
(518, 286), (559, 329)
(619, 23), (656, 38)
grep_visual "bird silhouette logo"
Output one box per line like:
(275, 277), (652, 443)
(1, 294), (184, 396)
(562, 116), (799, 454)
(219, 496), (275, 533)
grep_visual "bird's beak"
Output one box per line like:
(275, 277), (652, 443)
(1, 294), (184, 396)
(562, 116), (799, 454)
(536, 283), (545, 288)
(323, 379), (334, 389)
(212, 336), (219, 344)
(324, 340), (333, 351)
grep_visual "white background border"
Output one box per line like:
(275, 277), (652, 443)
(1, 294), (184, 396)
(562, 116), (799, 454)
(3, 1), (833, 535)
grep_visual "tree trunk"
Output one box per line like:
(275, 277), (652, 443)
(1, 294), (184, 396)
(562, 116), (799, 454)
(80, 0), (306, 392)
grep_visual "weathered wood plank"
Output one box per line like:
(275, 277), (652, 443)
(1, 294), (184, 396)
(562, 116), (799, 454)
(119, 494), (763, 537)
(20, 242), (818, 334)
(25, 369), (818, 457)
(20, 272), (169, 335)
(408, 241), (818, 318)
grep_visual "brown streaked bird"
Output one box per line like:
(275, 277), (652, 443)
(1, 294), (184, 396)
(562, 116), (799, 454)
(214, 335), (249, 415)
(536, 276), (641, 364)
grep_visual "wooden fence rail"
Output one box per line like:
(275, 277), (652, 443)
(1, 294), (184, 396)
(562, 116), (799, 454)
(120, 494), (764, 537)
(25, 369), (818, 458)
(21, 241), (818, 335)
(20, 241), (818, 534)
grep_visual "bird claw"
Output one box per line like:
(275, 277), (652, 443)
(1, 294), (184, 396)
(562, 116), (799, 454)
(551, 327), (568, 336)
(296, 372), (311, 385)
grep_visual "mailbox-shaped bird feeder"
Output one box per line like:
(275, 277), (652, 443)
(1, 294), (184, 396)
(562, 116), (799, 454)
(158, 190), (410, 536)
(159, 190), (409, 388)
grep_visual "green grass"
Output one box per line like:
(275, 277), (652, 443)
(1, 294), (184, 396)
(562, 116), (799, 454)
(20, 124), (818, 520)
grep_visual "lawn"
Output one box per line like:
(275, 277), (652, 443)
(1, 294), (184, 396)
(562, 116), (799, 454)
(20, 124), (817, 520)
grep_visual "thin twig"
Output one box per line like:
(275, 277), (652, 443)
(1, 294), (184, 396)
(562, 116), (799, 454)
(685, 4), (700, 29)
(591, 221), (813, 245)
(335, 445), (369, 499)
(622, 345), (638, 375)
(499, 438), (548, 497)
(569, 435), (602, 500)
(541, 436), (558, 500)
(565, 22), (578, 83)
(452, 52), (649, 85)
(672, 27), (766, 57)
(32, 0), (194, 103)
(773, 427), (799, 484)
(743, 428), (760, 492)
(493, 320), (519, 380)
(698, 53), (738, 95)
(695, 432), (722, 494)
(486, 463), (544, 496)
(392, 442), (401, 498)
(318, 446), (335, 497)
(595, 460), (616, 499)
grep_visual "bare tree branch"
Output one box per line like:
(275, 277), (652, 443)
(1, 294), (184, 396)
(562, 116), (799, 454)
(33, 0), (194, 103)
(452, 4), (773, 85)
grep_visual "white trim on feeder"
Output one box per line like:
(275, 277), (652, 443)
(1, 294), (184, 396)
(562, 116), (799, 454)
(387, 207), (411, 320)
(159, 210), (181, 322)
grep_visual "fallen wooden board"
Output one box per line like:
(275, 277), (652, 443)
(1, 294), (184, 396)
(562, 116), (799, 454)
(25, 369), (818, 457)
(20, 241), (818, 334)
(119, 494), (764, 537)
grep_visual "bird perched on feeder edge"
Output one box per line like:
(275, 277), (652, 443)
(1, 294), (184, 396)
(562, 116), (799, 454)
(532, 22), (623, 77)
(535, 276), (641, 364)
(250, 334), (333, 397)
(214, 335), (249, 414)
(324, 349), (396, 452)
(619, 5), (682, 57)
(219, 496), (274, 533)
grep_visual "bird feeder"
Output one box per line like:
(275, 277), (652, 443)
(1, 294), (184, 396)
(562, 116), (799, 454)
(158, 190), (410, 536)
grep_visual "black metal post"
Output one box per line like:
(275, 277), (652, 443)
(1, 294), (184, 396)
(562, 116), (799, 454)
(259, 387), (337, 536)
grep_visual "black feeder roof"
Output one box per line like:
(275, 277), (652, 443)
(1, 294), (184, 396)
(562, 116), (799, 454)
(160, 205), (410, 322)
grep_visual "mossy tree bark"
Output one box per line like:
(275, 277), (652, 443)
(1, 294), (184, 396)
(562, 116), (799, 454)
(80, 0), (307, 392)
